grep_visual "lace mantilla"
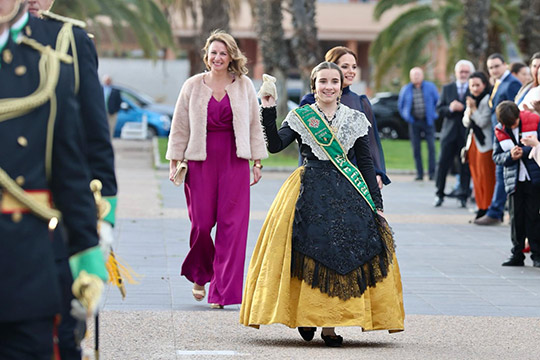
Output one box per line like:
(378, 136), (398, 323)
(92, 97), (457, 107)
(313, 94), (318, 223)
(285, 104), (370, 161)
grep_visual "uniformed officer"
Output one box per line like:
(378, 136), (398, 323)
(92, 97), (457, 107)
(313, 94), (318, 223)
(25, 1), (119, 358)
(0, 1), (107, 359)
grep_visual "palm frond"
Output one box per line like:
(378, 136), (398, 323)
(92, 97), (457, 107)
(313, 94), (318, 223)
(54, 0), (174, 58)
(372, 34), (416, 89)
(401, 24), (439, 76)
(437, 2), (462, 43)
(370, 5), (436, 62)
(373, 0), (419, 21)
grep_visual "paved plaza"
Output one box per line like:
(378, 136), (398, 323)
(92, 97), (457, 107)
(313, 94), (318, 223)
(94, 139), (540, 359)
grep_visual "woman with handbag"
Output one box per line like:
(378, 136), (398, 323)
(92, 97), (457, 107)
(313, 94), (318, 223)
(166, 30), (267, 309)
(240, 62), (404, 347)
(463, 72), (495, 220)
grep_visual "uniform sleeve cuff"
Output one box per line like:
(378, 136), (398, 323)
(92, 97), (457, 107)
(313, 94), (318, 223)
(69, 246), (108, 281)
(103, 196), (117, 226)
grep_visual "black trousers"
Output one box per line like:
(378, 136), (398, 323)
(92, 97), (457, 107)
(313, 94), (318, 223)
(56, 257), (84, 360)
(0, 317), (54, 360)
(435, 136), (470, 199)
(509, 181), (540, 260)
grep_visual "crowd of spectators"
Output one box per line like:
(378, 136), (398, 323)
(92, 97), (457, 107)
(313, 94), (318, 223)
(398, 53), (540, 267)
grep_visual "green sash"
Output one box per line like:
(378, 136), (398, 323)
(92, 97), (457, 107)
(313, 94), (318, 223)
(293, 105), (377, 212)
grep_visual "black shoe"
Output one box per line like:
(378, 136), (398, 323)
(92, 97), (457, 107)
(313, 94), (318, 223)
(533, 260), (540, 268)
(459, 198), (467, 208)
(414, 176), (423, 181)
(433, 196), (443, 207)
(321, 333), (343, 347)
(298, 327), (316, 341)
(445, 189), (460, 198)
(475, 209), (487, 219)
(501, 256), (525, 266)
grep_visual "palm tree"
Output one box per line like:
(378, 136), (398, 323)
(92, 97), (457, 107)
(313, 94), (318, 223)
(518, 0), (540, 61)
(53, 0), (174, 59)
(254, 0), (289, 118)
(371, 0), (518, 89)
(462, 0), (490, 70)
(287, 0), (320, 95)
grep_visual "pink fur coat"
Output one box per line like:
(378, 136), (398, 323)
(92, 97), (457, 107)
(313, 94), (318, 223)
(166, 73), (268, 161)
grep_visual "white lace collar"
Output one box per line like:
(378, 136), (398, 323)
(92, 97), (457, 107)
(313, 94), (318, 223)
(285, 104), (370, 161)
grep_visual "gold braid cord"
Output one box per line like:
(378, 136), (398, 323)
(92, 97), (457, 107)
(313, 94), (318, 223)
(0, 27), (75, 182)
(0, 167), (61, 228)
(0, 27), (77, 225)
(0, 34), (72, 122)
(291, 215), (396, 301)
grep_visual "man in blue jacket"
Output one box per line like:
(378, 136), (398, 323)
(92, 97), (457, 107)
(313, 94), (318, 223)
(398, 67), (440, 180)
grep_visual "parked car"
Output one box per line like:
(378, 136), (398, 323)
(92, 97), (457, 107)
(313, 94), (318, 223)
(371, 92), (443, 140)
(112, 85), (174, 138)
(371, 92), (408, 139)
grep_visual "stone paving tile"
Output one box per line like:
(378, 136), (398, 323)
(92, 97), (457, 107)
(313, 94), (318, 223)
(93, 311), (540, 359)
(106, 141), (540, 319)
(91, 141), (540, 359)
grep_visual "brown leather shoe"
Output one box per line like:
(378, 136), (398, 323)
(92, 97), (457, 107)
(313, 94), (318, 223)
(473, 215), (502, 226)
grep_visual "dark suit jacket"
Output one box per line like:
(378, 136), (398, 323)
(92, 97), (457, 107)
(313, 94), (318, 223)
(490, 73), (522, 127)
(436, 82), (468, 144)
(27, 15), (117, 198)
(107, 87), (122, 115)
(26, 15), (118, 260)
(0, 36), (99, 322)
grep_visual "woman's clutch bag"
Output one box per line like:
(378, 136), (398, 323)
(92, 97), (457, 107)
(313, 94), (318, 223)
(173, 160), (188, 186)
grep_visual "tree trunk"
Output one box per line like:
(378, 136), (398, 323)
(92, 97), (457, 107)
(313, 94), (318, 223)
(255, 0), (289, 118)
(288, 0), (320, 96)
(462, 0), (490, 70)
(518, 0), (540, 61)
(189, 0), (231, 75)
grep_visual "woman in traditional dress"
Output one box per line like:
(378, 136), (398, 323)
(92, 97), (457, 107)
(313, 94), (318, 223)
(166, 30), (267, 309)
(300, 46), (389, 188)
(240, 62), (404, 347)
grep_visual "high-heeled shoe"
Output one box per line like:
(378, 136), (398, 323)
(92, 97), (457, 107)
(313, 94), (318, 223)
(297, 327), (316, 341)
(321, 333), (343, 347)
(192, 287), (206, 302)
(209, 303), (224, 309)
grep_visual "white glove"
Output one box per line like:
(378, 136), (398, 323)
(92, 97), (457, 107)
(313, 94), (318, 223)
(70, 299), (88, 321)
(98, 220), (114, 259)
(70, 291), (105, 321)
(257, 74), (278, 100)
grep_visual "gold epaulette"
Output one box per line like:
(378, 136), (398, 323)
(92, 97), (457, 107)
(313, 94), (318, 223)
(39, 10), (87, 29)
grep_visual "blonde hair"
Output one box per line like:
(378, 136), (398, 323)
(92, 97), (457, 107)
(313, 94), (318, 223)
(202, 30), (248, 77)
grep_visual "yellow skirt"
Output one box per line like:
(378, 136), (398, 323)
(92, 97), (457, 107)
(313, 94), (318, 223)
(240, 167), (405, 332)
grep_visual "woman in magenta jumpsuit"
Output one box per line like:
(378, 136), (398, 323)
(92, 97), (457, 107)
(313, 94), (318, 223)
(166, 30), (267, 308)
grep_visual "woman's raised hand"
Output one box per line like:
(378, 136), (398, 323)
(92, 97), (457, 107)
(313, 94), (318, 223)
(258, 73), (277, 107)
(261, 95), (276, 107)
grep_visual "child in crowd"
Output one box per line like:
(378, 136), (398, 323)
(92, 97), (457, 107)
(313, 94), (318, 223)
(521, 134), (540, 165)
(494, 101), (540, 267)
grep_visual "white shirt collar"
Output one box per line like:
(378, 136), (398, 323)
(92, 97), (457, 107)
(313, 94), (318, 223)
(500, 70), (510, 82)
(11, 12), (29, 33)
(0, 28), (8, 50)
